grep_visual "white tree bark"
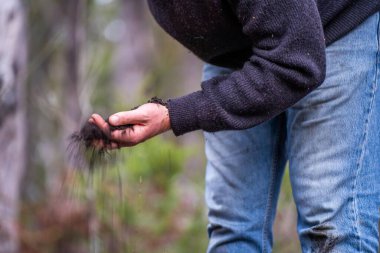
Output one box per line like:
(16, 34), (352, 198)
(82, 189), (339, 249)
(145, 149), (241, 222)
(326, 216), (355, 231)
(0, 0), (27, 252)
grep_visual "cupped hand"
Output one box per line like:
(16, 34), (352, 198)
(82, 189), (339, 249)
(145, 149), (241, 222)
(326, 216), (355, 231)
(90, 103), (171, 149)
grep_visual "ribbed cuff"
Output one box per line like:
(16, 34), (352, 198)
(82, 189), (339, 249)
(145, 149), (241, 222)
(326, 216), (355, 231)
(167, 91), (205, 136)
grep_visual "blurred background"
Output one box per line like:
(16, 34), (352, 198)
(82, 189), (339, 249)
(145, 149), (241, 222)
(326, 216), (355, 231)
(0, 0), (300, 252)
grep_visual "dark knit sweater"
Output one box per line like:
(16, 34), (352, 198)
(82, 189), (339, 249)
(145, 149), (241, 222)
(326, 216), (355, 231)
(147, 0), (380, 136)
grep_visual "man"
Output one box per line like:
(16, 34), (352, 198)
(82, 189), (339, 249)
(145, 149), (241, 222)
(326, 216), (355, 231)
(91, 1), (380, 252)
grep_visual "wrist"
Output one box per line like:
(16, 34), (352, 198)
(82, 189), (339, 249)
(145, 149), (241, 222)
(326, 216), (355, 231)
(147, 96), (171, 132)
(161, 105), (171, 132)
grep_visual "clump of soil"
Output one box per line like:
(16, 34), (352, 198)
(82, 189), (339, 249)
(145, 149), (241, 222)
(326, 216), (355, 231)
(67, 119), (128, 170)
(67, 97), (167, 170)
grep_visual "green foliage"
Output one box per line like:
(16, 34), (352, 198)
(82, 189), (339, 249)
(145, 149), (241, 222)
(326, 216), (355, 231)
(68, 136), (208, 253)
(120, 136), (185, 190)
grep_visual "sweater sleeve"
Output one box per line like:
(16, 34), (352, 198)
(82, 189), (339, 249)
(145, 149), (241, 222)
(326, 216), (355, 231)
(167, 0), (326, 136)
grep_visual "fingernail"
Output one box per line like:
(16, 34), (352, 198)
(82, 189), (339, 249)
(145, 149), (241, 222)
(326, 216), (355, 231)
(110, 115), (119, 124)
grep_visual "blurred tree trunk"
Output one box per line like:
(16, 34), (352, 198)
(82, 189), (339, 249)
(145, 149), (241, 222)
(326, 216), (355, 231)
(63, 0), (84, 133)
(0, 0), (27, 252)
(45, 0), (86, 190)
(114, 0), (153, 105)
(22, 0), (87, 199)
(22, 0), (60, 202)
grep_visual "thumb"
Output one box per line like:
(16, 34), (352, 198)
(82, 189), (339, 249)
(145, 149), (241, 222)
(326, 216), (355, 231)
(108, 110), (147, 126)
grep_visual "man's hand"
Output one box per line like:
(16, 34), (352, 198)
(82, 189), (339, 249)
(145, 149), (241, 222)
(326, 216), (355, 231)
(90, 103), (171, 149)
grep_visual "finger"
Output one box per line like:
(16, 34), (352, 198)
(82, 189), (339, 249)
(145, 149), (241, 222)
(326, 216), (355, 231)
(110, 128), (142, 147)
(110, 128), (131, 141)
(91, 114), (110, 135)
(108, 110), (148, 126)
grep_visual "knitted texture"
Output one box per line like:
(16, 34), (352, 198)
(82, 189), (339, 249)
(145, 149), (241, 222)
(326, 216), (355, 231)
(148, 0), (380, 136)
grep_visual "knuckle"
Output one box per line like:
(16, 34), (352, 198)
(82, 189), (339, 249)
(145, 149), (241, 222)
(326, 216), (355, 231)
(142, 113), (150, 121)
(111, 131), (121, 140)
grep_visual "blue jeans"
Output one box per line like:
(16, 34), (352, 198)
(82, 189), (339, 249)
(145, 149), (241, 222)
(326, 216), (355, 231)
(203, 12), (380, 253)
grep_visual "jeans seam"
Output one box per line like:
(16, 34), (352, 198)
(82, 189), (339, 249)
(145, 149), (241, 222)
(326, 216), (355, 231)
(352, 12), (380, 253)
(262, 132), (277, 253)
(262, 119), (284, 253)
